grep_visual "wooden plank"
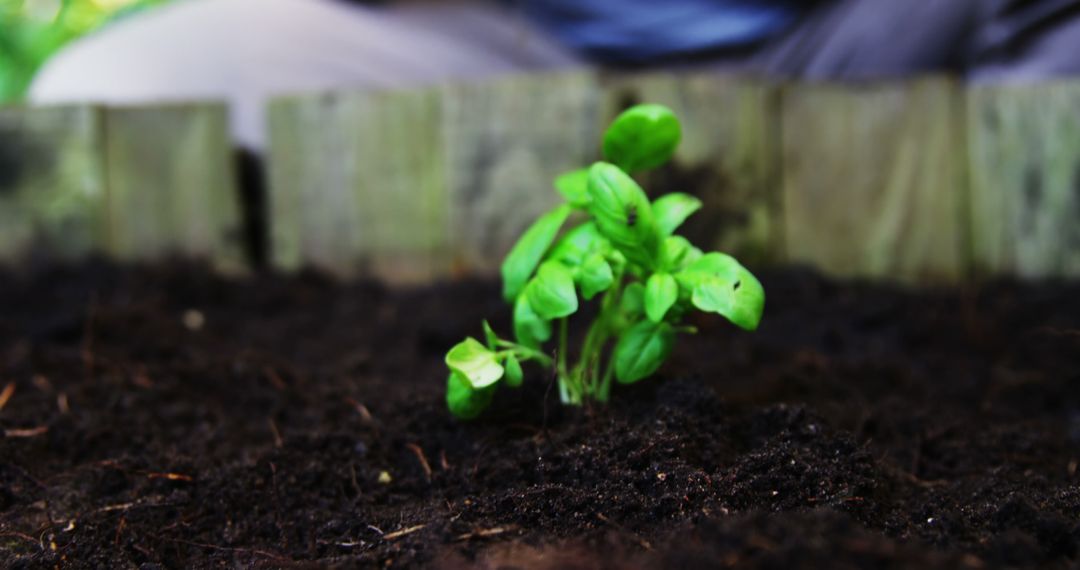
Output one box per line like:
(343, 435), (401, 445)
(780, 78), (967, 282)
(968, 83), (1080, 278)
(102, 103), (243, 271)
(268, 71), (599, 281)
(268, 88), (448, 282)
(0, 105), (106, 262)
(352, 88), (447, 281)
(599, 73), (781, 266)
(267, 93), (356, 275)
(441, 71), (600, 274)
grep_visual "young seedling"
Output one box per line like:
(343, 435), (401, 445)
(444, 104), (765, 419)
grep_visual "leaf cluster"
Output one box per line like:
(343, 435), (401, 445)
(446, 104), (765, 419)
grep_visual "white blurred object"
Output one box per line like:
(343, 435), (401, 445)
(29, 0), (583, 150)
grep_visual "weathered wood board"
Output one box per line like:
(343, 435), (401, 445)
(102, 104), (243, 270)
(268, 71), (601, 281)
(968, 83), (1080, 278)
(268, 88), (449, 282)
(780, 78), (968, 282)
(441, 72), (601, 274)
(0, 105), (106, 261)
(599, 73), (781, 266)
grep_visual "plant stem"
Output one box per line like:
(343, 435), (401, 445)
(597, 353), (616, 402)
(557, 318), (580, 404)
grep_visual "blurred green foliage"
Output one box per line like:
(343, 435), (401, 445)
(0, 0), (171, 103)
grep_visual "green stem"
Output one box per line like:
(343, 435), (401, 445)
(597, 353), (617, 402)
(557, 318), (580, 404)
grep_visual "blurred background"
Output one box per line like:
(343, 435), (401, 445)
(2, 0), (1080, 282)
(1, 0), (168, 102)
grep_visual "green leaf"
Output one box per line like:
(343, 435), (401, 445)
(446, 371), (495, 420)
(586, 162), (659, 269)
(446, 337), (505, 389)
(503, 353), (523, 387)
(579, 253), (614, 300)
(548, 222), (608, 267)
(644, 273), (678, 323)
(501, 204), (572, 302)
(614, 320), (675, 384)
(554, 168), (591, 207)
(620, 282), (645, 318)
(482, 320), (499, 349)
(677, 253), (765, 331)
(661, 235), (702, 272)
(513, 292), (551, 349)
(652, 193), (702, 236)
(526, 261), (578, 320)
(602, 104), (682, 172)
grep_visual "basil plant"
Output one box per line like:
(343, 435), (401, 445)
(444, 104), (765, 419)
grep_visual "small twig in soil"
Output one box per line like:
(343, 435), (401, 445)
(440, 450), (450, 471)
(382, 524), (426, 541)
(5, 426), (48, 438)
(114, 516), (126, 546)
(93, 500), (177, 514)
(454, 526), (516, 541)
(596, 513), (651, 550)
(31, 374), (52, 392)
(146, 472), (194, 482)
(263, 366), (287, 390)
(157, 536), (293, 563)
(268, 418), (284, 448)
(405, 443), (432, 481)
(0, 382), (15, 411)
(96, 502), (137, 513)
(0, 531), (42, 549)
(132, 366), (154, 389)
(345, 397), (375, 425)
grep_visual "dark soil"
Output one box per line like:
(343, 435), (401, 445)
(1, 261), (1078, 569)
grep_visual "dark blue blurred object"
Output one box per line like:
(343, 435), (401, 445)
(523, 0), (810, 64)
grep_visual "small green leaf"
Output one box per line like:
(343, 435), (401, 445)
(501, 204), (572, 302)
(661, 235), (702, 272)
(526, 261), (578, 320)
(445, 337), (504, 389)
(503, 353), (523, 387)
(513, 292), (551, 349)
(614, 321), (675, 384)
(586, 162), (659, 269)
(446, 371), (495, 420)
(482, 320), (499, 349)
(548, 222), (608, 267)
(579, 253), (614, 300)
(620, 282), (645, 317)
(652, 193), (702, 236)
(677, 253), (765, 331)
(644, 273), (678, 323)
(603, 104), (682, 173)
(554, 168), (591, 207)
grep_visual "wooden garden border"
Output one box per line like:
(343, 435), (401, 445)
(0, 102), (243, 271)
(3, 73), (1079, 283)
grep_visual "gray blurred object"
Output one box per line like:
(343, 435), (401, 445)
(29, 0), (1080, 150)
(761, 0), (1080, 81)
(29, 0), (582, 150)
